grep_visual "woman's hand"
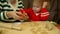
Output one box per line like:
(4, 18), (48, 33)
(6, 11), (29, 20)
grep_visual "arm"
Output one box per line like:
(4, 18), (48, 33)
(0, 1), (11, 21)
(42, 2), (48, 8)
(0, 0), (24, 22)
(41, 8), (50, 21)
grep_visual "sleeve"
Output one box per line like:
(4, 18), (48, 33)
(0, 11), (16, 21)
(0, 0), (7, 21)
(41, 8), (50, 21)
(0, 0), (24, 22)
(0, 0), (14, 21)
(18, 1), (24, 9)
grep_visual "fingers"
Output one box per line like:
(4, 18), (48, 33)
(11, 12), (23, 20)
(23, 11), (27, 16)
(12, 14), (21, 20)
(13, 14), (24, 20)
(16, 12), (28, 18)
(19, 8), (28, 16)
(17, 12), (29, 20)
(11, 11), (29, 20)
(6, 11), (28, 20)
(16, 12), (23, 16)
(17, 11), (28, 16)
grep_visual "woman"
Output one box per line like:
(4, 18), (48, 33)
(0, 0), (28, 22)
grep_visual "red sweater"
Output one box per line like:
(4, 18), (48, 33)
(19, 8), (49, 21)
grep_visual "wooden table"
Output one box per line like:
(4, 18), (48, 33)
(0, 21), (60, 34)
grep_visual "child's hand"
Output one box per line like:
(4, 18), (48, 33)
(17, 11), (29, 20)
(18, 8), (29, 20)
(42, 2), (48, 8)
(22, 11), (29, 20)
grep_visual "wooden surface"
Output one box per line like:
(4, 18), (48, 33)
(0, 21), (60, 34)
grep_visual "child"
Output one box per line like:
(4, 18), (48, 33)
(19, 0), (50, 21)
